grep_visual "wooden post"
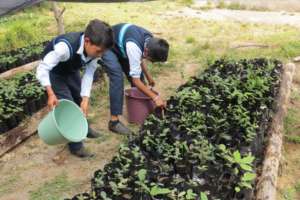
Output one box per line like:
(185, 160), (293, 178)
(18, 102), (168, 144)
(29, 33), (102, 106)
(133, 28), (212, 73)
(0, 108), (48, 157)
(256, 63), (296, 200)
(51, 1), (65, 35)
(0, 61), (40, 79)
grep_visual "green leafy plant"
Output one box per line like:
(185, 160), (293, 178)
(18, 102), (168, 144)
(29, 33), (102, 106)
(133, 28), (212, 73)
(69, 58), (282, 200)
(218, 144), (256, 192)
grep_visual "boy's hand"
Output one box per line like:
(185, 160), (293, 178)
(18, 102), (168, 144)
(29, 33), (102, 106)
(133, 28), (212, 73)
(148, 77), (155, 87)
(132, 78), (166, 108)
(48, 94), (59, 110)
(80, 97), (89, 117)
(141, 61), (155, 87)
(46, 86), (58, 110)
(153, 95), (166, 108)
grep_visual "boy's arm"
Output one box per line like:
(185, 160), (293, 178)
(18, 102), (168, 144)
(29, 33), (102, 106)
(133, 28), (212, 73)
(36, 42), (70, 109)
(132, 78), (166, 108)
(45, 86), (58, 109)
(141, 60), (155, 87)
(80, 60), (98, 116)
(126, 42), (165, 108)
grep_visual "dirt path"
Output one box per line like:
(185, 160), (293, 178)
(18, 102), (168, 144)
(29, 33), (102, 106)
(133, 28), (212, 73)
(164, 7), (300, 28)
(0, 63), (200, 200)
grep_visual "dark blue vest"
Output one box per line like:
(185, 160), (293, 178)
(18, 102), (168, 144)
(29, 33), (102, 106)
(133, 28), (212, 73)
(112, 23), (153, 61)
(43, 32), (92, 75)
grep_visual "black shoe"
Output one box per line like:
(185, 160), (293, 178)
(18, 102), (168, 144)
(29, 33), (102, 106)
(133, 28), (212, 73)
(87, 127), (101, 138)
(70, 147), (94, 158)
(108, 120), (132, 135)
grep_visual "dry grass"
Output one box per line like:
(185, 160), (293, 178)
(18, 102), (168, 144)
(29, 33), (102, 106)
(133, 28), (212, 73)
(217, 0), (300, 12)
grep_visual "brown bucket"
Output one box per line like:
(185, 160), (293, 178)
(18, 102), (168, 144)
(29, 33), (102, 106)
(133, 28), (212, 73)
(125, 87), (157, 124)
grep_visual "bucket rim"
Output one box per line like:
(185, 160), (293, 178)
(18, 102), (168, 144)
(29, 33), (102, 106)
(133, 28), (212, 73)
(125, 87), (158, 100)
(51, 99), (88, 142)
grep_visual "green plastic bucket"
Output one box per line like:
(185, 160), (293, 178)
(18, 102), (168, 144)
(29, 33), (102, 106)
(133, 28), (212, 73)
(38, 99), (88, 145)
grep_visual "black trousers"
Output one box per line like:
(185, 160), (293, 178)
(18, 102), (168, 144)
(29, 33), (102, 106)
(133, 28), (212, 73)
(102, 50), (145, 116)
(49, 71), (84, 151)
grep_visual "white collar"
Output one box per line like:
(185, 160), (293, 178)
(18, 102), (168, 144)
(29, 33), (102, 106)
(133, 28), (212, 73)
(76, 34), (85, 55)
(77, 34), (93, 62)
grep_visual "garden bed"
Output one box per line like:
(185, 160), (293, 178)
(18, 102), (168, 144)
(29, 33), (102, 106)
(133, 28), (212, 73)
(0, 41), (48, 74)
(0, 41), (111, 133)
(0, 65), (106, 135)
(0, 107), (48, 157)
(66, 58), (292, 200)
(0, 71), (47, 134)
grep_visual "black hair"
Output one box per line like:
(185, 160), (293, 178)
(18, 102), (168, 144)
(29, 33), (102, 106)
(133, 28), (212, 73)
(84, 19), (113, 49)
(146, 37), (169, 62)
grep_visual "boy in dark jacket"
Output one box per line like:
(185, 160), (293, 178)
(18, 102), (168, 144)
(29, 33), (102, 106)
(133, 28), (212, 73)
(36, 19), (113, 158)
(102, 23), (169, 134)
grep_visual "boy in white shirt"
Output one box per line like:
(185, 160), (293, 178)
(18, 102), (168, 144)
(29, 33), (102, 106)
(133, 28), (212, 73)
(36, 19), (113, 158)
(102, 23), (169, 134)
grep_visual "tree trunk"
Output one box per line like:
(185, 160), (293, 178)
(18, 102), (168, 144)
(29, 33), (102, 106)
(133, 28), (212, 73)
(256, 63), (296, 200)
(52, 1), (65, 35)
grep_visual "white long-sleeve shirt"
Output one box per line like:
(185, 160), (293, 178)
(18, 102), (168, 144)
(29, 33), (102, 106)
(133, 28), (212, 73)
(36, 35), (99, 97)
(126, 41), (143, 78)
